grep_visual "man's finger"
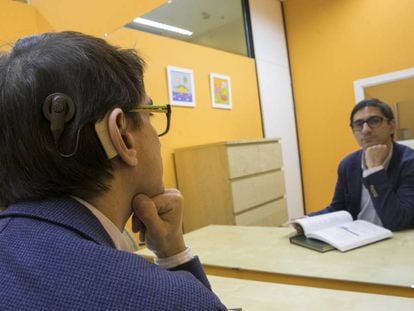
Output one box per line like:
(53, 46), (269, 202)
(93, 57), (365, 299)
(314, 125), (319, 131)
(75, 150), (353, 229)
(132, 214), (145, 233)
(132, 194), (162, 231)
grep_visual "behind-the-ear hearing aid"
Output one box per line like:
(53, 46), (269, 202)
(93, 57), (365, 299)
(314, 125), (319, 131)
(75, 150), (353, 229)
(43, 92), (77, 157)
(43, 93), (75, 144)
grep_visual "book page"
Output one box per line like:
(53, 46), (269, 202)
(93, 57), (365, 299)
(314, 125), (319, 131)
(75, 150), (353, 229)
(293, 211), (352, 236)
(308, 220), (393, 252)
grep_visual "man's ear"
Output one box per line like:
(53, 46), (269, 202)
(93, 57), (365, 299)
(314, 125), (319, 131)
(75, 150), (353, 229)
(390, 119), (397, 133)
(108, 108), (138, 166)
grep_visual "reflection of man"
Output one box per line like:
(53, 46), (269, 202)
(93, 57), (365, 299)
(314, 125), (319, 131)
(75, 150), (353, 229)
(311, 98), (414, 231)
(0, 32), (225, 310)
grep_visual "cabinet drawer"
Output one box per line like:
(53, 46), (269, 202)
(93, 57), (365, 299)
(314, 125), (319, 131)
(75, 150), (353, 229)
(231, 170), (285, 214)
(235, 198), (288, 226)
(227, 141), (282, 178)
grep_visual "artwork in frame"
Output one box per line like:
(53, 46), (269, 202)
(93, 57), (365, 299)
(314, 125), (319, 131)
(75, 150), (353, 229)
(210, 73), (232, 109)
(167, 66), (196, 107)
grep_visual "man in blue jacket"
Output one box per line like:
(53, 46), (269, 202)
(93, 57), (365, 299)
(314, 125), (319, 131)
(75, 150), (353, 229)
(311, 98), (414, 231)
(0, 31), (226, 310)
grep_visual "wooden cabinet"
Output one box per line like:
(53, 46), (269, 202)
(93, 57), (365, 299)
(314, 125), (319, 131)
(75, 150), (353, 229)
(174, 139), (288, 232)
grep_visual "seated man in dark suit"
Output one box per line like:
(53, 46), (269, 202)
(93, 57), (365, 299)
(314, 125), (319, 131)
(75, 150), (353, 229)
(0, 31), (226, 310)
(311, 98), (414, 231)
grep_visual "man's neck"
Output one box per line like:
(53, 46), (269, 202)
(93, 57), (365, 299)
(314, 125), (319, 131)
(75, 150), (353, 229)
(87, 171), (135, 231)
(88, 194), (131, 231)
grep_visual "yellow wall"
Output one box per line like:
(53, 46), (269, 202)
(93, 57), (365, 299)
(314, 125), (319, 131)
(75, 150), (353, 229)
(0, 0), (53, 49)
(283, 0), (414, 213)
(31, 0), (167, 36)
(107, 27), (263, 188)
(0, 0), (166, 47)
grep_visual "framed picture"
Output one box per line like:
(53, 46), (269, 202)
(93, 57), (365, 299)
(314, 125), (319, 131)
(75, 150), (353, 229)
(210, 73), (232, 109)
(167, 66), (196, 107)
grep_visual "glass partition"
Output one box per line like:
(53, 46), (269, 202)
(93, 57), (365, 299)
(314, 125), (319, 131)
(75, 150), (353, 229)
(354, 68), (414, 148)
(125, 0), (252, 57)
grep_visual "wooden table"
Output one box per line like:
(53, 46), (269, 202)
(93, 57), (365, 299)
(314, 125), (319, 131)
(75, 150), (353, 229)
(208, 275), (414, 310)
(136, 225), (414, 298)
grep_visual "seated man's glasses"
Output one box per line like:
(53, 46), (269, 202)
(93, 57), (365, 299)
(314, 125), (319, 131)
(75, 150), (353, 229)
(129, 104), (171, 137)
(350, 116), (388, 132)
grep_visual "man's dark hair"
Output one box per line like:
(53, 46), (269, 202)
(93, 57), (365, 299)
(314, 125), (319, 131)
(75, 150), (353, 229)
(0, 31), (146, 206)
(350, 98), (395, 124)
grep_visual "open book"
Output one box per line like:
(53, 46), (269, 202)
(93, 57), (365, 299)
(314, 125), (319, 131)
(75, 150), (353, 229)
(289, 211), (393, 252)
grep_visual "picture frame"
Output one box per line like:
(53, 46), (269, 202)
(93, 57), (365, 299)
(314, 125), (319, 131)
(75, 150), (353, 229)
(166, 66), (196, 107)
(210, 73), (232, 109)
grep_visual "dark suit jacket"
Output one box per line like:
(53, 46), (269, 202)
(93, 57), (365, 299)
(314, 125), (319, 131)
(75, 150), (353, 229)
(0, 197), (226, 310)
(311, 142), (414, 231)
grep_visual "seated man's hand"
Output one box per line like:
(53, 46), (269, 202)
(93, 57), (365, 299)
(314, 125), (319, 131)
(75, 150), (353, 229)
(365, 144), (389, 168)
(132, 189), (186, 258)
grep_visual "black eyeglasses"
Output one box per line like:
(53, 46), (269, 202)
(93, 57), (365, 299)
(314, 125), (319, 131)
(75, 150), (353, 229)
(350, 116), (388, 132)
(129, 104), (171, 137)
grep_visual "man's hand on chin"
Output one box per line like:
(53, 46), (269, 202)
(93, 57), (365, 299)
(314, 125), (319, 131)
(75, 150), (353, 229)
(131, 189), (186, 258)
(364, 144), (389, 168)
